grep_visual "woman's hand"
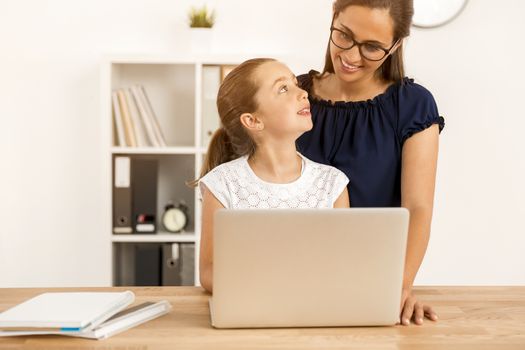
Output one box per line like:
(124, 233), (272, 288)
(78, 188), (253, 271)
(399, 287), (438, 325)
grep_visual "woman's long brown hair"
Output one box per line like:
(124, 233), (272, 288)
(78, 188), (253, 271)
(188, 58), (276, 187)
(320, 0), (413, 83)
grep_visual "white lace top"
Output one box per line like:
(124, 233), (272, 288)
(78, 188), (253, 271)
(198, 153), (349, 209)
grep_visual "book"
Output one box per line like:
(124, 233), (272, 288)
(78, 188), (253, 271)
(116, 89), (137, 147)
(124, 88), (148, 147)
(0, 292), (171, 340)
(0, 291), (134, 332)
(67, 300), (171, 340)
(139, 85), (167, 147)
(112, 91), (126, 146)
(131, 85), (160, 147)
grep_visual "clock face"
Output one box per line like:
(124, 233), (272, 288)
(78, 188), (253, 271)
(163, 208), (187, 232)
(413, 0), (468, 28)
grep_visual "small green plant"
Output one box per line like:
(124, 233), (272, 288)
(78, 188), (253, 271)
(188, 5), (216, 28)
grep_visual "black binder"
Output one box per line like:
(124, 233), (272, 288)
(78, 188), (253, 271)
(162, 243), (195, 286)
(134, 244), (161, 286)
(113, 156), (132, 234)
(131, 158), (158, 233)
(162, 244), (182, 286)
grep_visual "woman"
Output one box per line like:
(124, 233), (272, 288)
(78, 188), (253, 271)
(296, 0), (444, 326)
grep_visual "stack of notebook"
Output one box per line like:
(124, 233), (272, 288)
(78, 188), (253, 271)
(0, 291), (171, 340)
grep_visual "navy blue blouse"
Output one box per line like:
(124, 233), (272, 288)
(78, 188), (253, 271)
(296, 71), (445, 207)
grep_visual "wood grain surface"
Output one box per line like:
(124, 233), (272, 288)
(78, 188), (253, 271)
(0, 286), (524, 349)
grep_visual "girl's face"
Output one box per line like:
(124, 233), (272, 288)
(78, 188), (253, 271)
(330, 5), (398, 83)
(248, 61), (312, 140)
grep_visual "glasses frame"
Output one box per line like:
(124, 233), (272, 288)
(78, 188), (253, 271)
(329, 26), (399, 62)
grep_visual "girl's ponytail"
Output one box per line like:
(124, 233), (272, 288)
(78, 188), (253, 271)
(187, 128), (232, 187)
(201, 127), (235, 177)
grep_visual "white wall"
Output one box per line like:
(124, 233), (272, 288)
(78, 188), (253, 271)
(405, 1), (525, 285)
(0, 0), (523, 287)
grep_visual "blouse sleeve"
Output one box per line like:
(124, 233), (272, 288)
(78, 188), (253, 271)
(328, 167), (350, 207)
(397, 80), (445, 145)
(198, 167), (231, 209)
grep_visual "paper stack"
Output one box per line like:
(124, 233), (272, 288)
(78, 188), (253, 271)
(0, 291), (171, 340)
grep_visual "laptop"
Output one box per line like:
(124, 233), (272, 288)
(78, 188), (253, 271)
(209, 208), (409, 328)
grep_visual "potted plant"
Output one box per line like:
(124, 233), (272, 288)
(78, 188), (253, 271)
(188, 5), (216, 53)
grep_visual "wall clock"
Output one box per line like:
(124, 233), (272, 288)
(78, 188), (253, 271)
(413, 0), (469, 28)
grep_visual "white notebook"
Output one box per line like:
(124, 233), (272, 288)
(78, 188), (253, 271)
(71, 300), (171, 339)
(0, 291), (134, 331)
(0, 300), (171, 340)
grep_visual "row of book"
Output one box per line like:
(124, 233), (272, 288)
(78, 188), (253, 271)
(112, 85), (167, 147)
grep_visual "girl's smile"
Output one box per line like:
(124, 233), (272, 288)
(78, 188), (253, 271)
(297, 104), (311, 117)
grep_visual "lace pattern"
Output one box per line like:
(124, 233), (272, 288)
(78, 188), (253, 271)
(199, 153), (349, 209)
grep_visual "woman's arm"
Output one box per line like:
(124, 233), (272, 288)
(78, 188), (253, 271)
(199, 185), (225, 294)
(333, 187), (350, 208)
(400, 123), (440, 324)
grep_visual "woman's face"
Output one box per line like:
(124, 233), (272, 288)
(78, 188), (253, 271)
(330, 5), (398, 83)
(249, 61), (312, 141)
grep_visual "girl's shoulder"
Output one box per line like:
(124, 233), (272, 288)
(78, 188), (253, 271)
(201, 155), (248, 181)
(300, 154), (349, 204)
(301, 154), (349, 182)
(198, 156), (250, 209)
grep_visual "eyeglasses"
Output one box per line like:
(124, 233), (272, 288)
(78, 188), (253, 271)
(330, 26), (399, 62)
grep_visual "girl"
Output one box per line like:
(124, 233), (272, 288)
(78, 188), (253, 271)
(296, 0), (443, 325)
(192, 58), (350, 294)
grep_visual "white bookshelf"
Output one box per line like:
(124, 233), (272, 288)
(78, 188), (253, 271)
(111, 234), (198, 243)
(110, 147), (200, 155)
(101, 54), (252, 287)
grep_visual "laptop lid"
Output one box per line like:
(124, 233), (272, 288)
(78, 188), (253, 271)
(211, 208), (409, 328)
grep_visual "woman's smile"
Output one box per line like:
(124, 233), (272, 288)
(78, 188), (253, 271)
(338, 56), (362, 74)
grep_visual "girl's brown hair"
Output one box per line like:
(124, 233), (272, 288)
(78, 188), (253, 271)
(188, 58), (276, 187)
(320, 0), (413, 83)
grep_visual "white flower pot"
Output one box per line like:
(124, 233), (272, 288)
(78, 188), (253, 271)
(190, 28), (213, 54)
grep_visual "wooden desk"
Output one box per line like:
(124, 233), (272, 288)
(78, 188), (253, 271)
(0, 286), (524, 349)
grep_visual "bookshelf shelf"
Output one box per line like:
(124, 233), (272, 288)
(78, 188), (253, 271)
(111, 147), (200, 155)
(103, 55), (244, 288)
(111, 234), (197, 243)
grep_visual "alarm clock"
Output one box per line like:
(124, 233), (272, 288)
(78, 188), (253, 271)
(162, 201), (189, 233)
